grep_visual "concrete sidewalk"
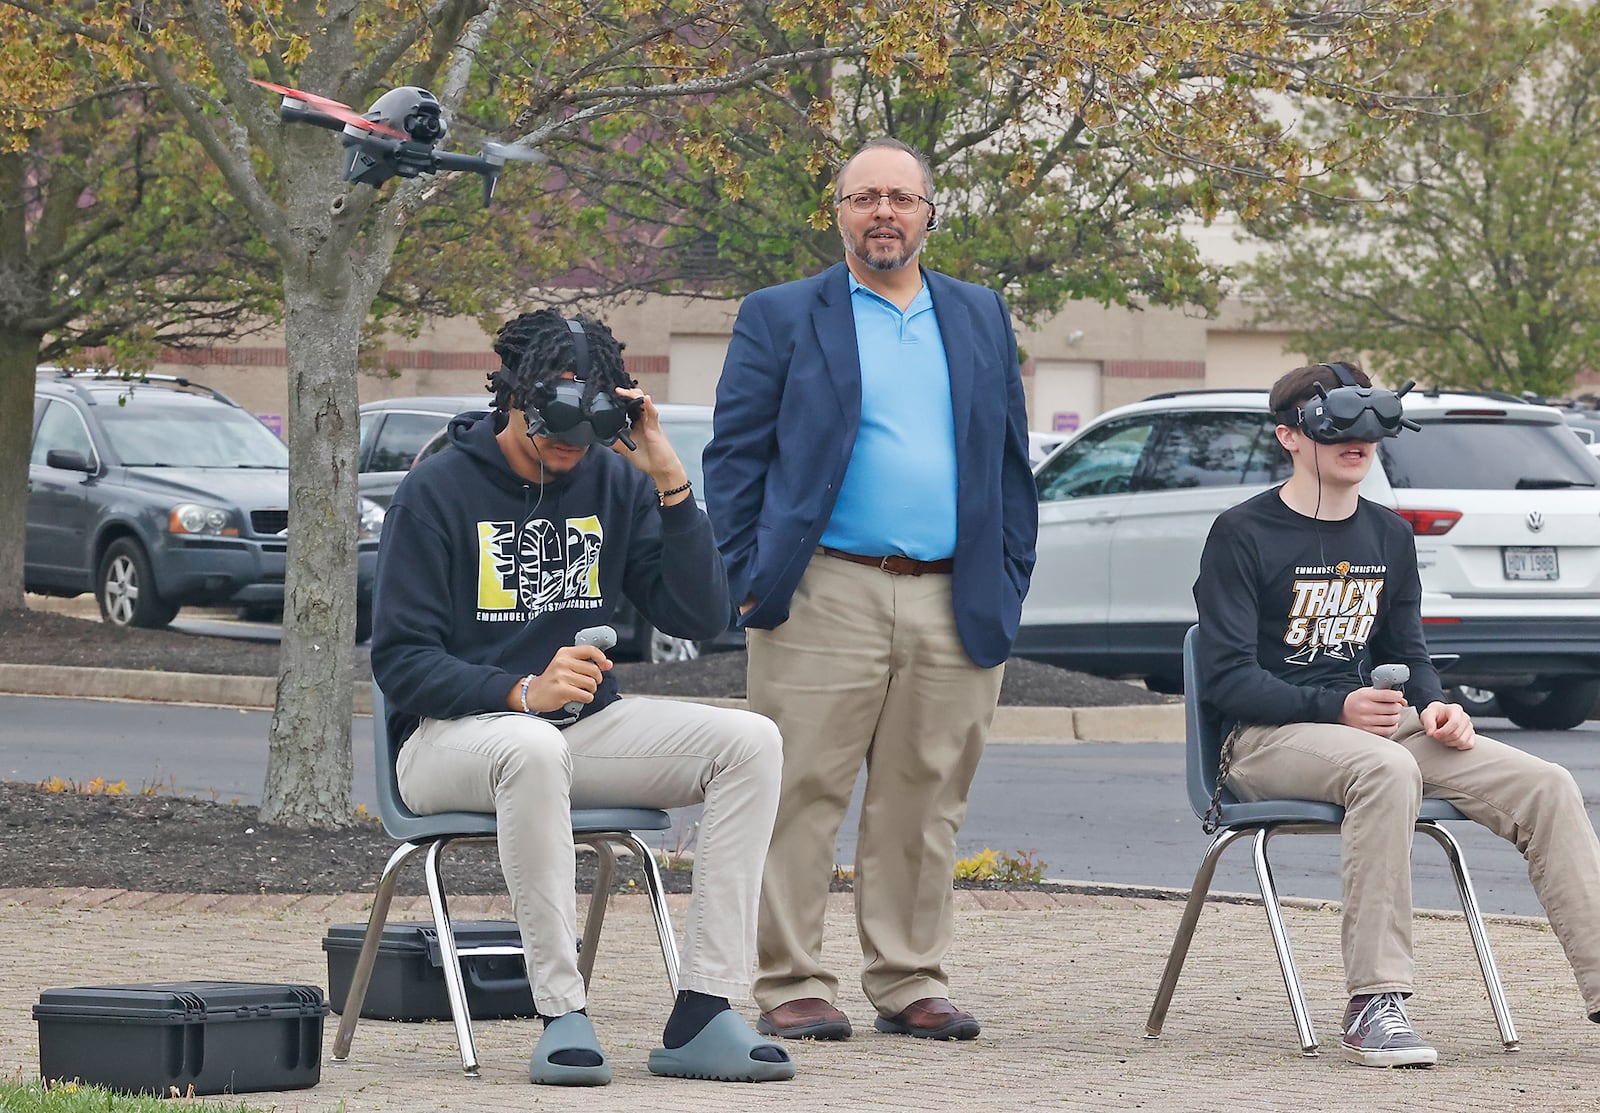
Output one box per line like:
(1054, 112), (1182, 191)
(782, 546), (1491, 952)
(0, 663), (1184, 743)
(3, 887), (1595, 1110)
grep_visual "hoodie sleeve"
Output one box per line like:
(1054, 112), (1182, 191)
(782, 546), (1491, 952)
(1193, 514), (1347, 727)
(621, 480), (734, 642)
(370, 498), (522, 723)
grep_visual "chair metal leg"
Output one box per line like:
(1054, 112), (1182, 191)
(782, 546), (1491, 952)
(1146, 827), (1252, 1039)
(424, 839), (481, 1078)
(1254, 828), (1319, 1056)
(576, 839), (617, 989)
(620, 831), (680, 992)
(331, 840), (424, 1062)
(1416, 821), (1520, 1050)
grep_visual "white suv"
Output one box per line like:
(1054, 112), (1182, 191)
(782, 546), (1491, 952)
(1016, 388), (1600, 730)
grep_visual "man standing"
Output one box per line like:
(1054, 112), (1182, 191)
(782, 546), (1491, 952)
(1195, 361), (1600, 1067)
(703, 138), (1037, 1042)
(371, 310), (793, 1085)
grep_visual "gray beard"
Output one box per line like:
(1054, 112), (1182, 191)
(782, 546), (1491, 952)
(847, 237), (922, 273)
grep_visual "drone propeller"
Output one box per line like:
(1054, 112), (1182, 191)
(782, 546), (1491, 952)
(249, 78), (407, 139)
(482, 141), (545, 165)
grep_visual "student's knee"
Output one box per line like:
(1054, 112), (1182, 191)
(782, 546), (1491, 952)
(1353, 744), (1422, 802)
(1526, 759), (1584, 815)
(731, 711), (784, 784)
(490, 716), (572, 787)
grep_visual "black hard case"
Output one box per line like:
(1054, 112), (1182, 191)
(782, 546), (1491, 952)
(33, 981), (326, 1096)
(322, 920), (536, 1021)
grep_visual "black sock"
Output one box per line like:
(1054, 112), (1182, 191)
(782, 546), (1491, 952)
(661, 992), (786, 1061)
(662, 990), (730, 1049)
(539, 1008), (602, 1068)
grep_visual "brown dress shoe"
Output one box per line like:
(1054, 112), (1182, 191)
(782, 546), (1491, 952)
(874, 997), (980, 1040)
(756, 997), (853, 1040)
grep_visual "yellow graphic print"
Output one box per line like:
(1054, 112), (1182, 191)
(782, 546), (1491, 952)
(1282, 562), (1385, 665)
(476, 521), (517, 610)
(565, 515), (603, 598)
(475, 515), (607, 622)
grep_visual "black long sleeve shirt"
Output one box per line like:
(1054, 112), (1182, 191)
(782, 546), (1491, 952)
(1192, 487), (1446, 727)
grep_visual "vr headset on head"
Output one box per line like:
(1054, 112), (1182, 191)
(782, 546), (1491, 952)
(1288, 361), (1422, 444)
(525, 318), (639, 450)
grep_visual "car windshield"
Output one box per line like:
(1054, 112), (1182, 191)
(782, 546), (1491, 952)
(97, 400), (289, 468)
(1380, 418), (1600, 489)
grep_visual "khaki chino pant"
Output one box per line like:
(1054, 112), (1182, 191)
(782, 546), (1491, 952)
(396, 697), (782, 1016)
(748, 552), (1004, 1016)
(1228, 708), (1600, 1015)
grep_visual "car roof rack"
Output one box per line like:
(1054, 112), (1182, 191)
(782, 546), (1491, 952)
(1139, 388), (1270, 402)
(40, 367), (240, 407)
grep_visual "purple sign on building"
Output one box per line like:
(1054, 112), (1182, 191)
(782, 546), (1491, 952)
(1052, 411), (1080, 434)
(257, 414), (284, 438)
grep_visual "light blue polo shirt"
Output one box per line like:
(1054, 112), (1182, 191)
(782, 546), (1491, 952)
(819, 273), (959, 560)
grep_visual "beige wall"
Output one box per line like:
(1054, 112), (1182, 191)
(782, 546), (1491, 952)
(132, 288), (1285, 432)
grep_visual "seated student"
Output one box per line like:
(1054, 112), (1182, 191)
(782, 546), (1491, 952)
(370, 309), (793, 1086)
(1193, 361), (1600, 1068)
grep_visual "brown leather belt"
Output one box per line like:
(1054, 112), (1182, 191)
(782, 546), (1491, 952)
(820, 546), (954, 576)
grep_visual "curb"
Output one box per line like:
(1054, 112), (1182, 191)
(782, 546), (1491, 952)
(0, 664), (1185, 744)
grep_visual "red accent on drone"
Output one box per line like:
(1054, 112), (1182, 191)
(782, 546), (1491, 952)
(249, 79), (407, 139)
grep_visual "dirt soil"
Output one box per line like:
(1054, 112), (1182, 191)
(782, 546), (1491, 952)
(1, 604), (1173, 896)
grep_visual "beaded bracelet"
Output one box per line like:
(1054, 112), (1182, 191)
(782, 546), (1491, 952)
(519, 674), (533, 714)
(657, 480), (693, 506)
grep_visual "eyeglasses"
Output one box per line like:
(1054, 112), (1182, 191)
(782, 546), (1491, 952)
(836, 190), (934, 215)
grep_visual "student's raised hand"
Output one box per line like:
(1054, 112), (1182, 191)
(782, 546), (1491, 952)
(1339, 687), (1407, 737)
(1421, 700), (1476, 750)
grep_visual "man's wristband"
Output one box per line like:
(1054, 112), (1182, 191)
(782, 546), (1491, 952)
(519, 674), (533, 714)
(657, 480), (692, 506)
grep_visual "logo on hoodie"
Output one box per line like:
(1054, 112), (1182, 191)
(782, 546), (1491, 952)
(476, 515), (604, 621)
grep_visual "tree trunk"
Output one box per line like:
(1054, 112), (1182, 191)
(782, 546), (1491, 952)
(257, 276), (362, 828)
(0, 330), (43, 612)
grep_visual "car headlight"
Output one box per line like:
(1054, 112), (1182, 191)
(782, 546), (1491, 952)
(359, 497), (386, 540)
(169, 503), (237, 536)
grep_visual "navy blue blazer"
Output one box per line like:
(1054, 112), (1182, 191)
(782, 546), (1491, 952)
(703, 262), (1038, 669)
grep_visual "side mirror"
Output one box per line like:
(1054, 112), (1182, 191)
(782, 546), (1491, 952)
(45, 448), (94, 474)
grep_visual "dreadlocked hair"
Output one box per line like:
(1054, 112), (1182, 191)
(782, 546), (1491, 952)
(488, 309), (633, 416)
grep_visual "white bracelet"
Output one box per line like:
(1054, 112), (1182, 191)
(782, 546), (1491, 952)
(519, 675), (533, 714)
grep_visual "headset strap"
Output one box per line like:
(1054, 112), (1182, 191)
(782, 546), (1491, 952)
(566, 318), (592, 380)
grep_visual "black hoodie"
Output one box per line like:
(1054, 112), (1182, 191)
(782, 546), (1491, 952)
(371, 410), (730, 745)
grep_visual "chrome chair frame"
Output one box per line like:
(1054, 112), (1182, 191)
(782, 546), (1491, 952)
(1143, 627), (1518, 1056)
(331, 683), (681, 1077)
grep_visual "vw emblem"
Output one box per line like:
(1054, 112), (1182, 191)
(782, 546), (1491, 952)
(1527, 511), (1545, 533)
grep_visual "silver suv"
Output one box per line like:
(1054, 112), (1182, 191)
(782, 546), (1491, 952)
(29, 370), (383, 640)
(1016, 388), (1600, 730)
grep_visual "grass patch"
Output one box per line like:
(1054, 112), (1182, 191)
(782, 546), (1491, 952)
(1, 1077), (282, 1111)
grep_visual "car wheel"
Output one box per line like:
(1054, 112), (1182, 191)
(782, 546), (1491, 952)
(1497, 678), (1600, 732)
(355, 600), (373, 645)
(96, 538), (179, 629)
(1145, 673), (1184, 696)
(1448, 685), (1500, 718)
(645, 624), (701, 665)
(236, 604), (283, 624)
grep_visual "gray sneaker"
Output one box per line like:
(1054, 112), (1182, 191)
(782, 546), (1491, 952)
(1341, 993), (1437, 1068)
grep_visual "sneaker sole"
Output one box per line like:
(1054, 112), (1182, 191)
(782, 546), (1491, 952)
(1340, 1043), (1437, 1069)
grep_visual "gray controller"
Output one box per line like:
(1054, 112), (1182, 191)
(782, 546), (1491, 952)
(1370, 663), (1410, 691)
(562, 625), (617, 717)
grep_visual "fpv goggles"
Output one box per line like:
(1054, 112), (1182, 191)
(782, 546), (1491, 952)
(1291, 362), (1422, 444)
(526, 319), (638, 450)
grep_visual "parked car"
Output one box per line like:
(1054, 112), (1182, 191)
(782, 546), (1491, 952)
(358, 394), (741, 663)
(1027, 431), (1070, 467)
(1017, 387), (1600, 730)
(28, 370), (382, 640)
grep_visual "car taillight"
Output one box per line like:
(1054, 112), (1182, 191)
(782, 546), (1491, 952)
(1395, 508), (1462, 536)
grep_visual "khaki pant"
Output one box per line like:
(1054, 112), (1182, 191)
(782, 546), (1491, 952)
(396, 697), (782, 1016)
(1228, 709), (1600, 1014)
(748, 552), (1003, 1016)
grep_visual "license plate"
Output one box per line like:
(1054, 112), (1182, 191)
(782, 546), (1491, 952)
(1503, 546), (1558, 580)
